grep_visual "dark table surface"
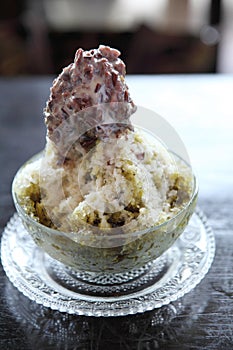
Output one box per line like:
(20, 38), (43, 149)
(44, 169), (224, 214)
(0, 75), (233, 350)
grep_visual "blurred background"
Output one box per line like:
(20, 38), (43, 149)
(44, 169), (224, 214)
(0, 0), (233, 76)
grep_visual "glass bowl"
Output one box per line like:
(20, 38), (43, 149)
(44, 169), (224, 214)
(12, 154), (198, 275)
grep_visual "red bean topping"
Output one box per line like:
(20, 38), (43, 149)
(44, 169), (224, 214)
(74, 48), (83, 65)
(94, 83), (101, 93)
(124, 90), (129, 101)
(44, 45), (136, 157)
(112, 72), (118, 86)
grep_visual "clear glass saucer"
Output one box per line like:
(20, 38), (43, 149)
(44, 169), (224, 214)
(1, 209), (215, 317)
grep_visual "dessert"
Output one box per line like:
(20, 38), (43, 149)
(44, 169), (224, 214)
(12, 45), (197, 272)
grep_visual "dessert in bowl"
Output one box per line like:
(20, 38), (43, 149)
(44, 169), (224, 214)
(13, 148), (198, 273)
(12, 45), (198, 275)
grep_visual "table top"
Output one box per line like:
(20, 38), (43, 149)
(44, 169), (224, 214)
(0, 74), (233, 349)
